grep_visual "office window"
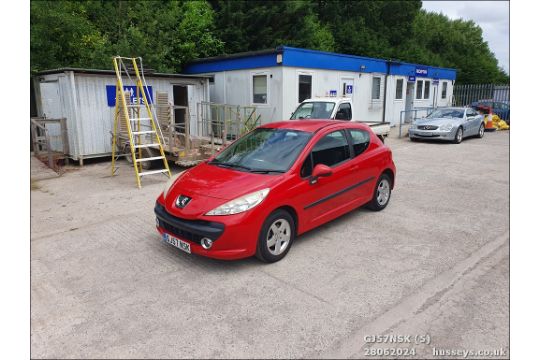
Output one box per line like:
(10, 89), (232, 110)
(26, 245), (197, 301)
(253, 75), (267, 104)
(372, 77), (381, 100)
(416, 80), (423, 99)
(441, 82), (448, 99)
(395, 79), (404, 99)
(298, 74), (312, 103)
(424, 80), (431, 99)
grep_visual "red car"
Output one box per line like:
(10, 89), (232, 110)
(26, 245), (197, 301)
(155, 120), (396, 262)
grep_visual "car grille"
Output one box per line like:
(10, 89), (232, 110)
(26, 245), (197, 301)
(417, 125), (438, 130)
(157, 217), (203, 245)
(154, 203), (225, 245)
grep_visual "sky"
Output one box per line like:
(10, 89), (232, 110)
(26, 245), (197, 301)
(422, 1), (509, 73)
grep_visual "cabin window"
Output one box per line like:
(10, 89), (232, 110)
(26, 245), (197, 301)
(253, 75), (267, 104)
(395, 79), (404, 99)
(298, 74), (312, 103)
(371, 76), (382, 100)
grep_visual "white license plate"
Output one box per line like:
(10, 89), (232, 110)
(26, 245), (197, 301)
(417, 131), (432, 136)
(163, 233), (191, 254)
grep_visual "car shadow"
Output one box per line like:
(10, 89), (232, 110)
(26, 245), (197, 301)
(410, 136), (479, 145)
(157, 205), (373, 271)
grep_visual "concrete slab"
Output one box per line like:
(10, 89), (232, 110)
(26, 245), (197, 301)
(31, 131), (509, 359)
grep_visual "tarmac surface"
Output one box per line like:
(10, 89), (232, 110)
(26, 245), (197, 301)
(31, 130), (509, 359)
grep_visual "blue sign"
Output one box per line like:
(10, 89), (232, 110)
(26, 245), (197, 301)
(106, 85), (154, 107)
(415, 66), (428, 76)
(408, 75), (416, 82)
(329, 90), (337, 96)
(346, 85), (353, 94)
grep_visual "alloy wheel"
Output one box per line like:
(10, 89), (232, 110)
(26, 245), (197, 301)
(266, 219), (291, 256)
(456, 128), (463, 143)
(376, 179), (390, 206)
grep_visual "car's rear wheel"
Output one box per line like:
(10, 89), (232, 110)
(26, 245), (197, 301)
(453, 127), (463, 144)
(477, 123), (485, 138)
(366, 174), (392, 211)
(256, 209), (295, 263)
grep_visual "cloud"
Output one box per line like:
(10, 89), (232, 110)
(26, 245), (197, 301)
(422, 1), (509, 73)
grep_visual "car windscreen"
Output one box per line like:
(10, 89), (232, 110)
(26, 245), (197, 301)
(209, 128), (312, 173)
(427, 109), (465, 119)
(291, 102), (335, 119)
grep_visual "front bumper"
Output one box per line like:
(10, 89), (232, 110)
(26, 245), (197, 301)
(154, 201), (259, 260)
(408, 127), (457, 141)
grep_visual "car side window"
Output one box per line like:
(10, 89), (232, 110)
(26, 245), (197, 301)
(466, 109), (477, 117)
(335, 103), (352, 120)
(349, 130), (370, 157)
(311, 131), (351, 168)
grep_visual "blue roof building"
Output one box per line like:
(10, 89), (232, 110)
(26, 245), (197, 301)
(184, 46), (457, 125)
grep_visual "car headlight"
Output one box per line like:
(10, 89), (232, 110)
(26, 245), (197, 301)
(163, 171), (185, 199)
(206, 188), (270, 216)
(440, 123), (454, 131)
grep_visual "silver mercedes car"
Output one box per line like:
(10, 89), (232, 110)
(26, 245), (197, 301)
(408, 107), (485, 144)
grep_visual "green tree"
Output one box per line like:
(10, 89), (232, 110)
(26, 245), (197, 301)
(400, 10), (509, 84)
(30, 1), (109, 72)
(210, 0), (334, 53)
(31, 0), (224, 73)
(315, 0), (422, 58)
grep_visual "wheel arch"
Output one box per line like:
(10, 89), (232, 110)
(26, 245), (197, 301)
(273, 205), (299, 235)
(381, 168), (395, 189)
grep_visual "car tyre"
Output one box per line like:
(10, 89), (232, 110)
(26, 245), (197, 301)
(366, 173), (392, 211)
(453, 127), (463, 144)
(256, 209), (295, 263)
(477, 123), (485, 138)
(409, 136), (417, 142)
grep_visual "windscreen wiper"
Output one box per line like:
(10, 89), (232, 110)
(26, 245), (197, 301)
(249, 169), (286, 174)
(211, 161), (252, 172)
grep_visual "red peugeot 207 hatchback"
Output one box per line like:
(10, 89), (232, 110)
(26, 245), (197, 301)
(155, 120), (396, 262)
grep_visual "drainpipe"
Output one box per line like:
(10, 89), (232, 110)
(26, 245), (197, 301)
(382, 60), (397, 123)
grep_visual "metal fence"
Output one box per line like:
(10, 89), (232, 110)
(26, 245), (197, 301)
(31, 117), (69, 171)
(452, 84), (509, 107)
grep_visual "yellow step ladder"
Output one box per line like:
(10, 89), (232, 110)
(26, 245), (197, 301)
(111, 56), (171, 188)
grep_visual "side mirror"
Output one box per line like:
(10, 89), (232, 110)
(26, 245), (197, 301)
(310, 164), (333, 184)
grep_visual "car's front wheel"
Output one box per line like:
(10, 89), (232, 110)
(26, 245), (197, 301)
(366, 174), (392, 211)
(453, 127), (463, 144)
(256, 209), (295, 263)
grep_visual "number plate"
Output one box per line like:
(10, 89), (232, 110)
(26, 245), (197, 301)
(417, 131), (432, 136)
(163, 233), (191, 254)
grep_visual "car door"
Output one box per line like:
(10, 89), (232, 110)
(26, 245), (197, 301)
(293, 129), (356, 225)
(346, 129), (379, 203)
(465, 108), (480, 136)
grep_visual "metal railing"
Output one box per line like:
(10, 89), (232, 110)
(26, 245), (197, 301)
(196, 102), (261, 156)
(30, 117), (68, 171)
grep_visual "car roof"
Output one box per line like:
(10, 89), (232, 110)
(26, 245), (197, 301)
(261, 120), (369, 133)
(301, 97), (350, 103)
